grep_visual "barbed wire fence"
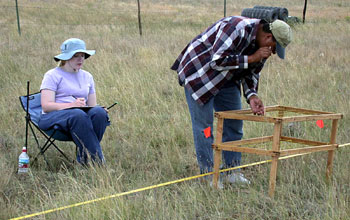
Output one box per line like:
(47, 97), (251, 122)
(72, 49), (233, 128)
(2, 1), (180, 36)
(4, 0), (307, 36)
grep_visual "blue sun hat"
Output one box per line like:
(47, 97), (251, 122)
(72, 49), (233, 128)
(54, 38), (95, 62)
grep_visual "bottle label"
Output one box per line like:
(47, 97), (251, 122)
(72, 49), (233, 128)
(19, 158), (29, 168)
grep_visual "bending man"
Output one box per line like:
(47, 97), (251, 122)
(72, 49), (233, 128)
(171, 16), (292, 184)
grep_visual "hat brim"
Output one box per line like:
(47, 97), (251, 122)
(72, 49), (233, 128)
(276, 42), (285, 59)
(54, 49), (95, 62)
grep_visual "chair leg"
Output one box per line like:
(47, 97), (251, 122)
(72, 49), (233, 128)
(32, 135), (55, 164)
(49, 141), (72, 163)
(29, 123), (52, 169)
(30, 122), (74, 168)
(36, 130), (73, 164)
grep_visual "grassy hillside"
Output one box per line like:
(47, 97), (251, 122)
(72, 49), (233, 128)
(1, 0), (349, 219)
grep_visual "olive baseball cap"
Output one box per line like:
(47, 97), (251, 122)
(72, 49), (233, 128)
(270, 20), (292, 59)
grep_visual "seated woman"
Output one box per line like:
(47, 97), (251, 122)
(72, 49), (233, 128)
(39, 38), (110, 165)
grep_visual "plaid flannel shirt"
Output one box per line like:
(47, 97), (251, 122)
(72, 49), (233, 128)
(171, 16), (265, 105)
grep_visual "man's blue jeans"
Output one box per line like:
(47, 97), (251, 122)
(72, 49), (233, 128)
(39, 106), (110, 164)
(185, 85), (243, 174)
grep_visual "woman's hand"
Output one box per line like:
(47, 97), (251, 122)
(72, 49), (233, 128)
(72, 97), (86, 107)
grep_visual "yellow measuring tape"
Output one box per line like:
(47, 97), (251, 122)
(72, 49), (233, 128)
(10, 143), (350, 220)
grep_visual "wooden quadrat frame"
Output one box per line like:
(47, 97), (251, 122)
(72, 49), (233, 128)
(212, 105), (343, 197)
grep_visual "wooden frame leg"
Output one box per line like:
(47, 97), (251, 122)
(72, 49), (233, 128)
(269, 156), (279, 197)
(269, 120), (282, 198)
(326, 151), (334, 180)
(213, 149), (222, 188)
(212, 117), (224, 189)
(326, 119), (338, 180)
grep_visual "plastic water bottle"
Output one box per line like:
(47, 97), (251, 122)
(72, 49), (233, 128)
(18, 147), (29, 173)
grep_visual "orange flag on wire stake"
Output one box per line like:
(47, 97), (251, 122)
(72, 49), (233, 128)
(203, 127), (211, 138)
(316, 120), (324, 128)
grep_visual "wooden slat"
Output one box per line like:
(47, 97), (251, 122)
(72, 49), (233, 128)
(280, 136), (327, 146)
(215, 109), (252, 115)
(278, 106), (334, 115)
(267, 105), (284, 111)
(215, 112), (277, 123)
(214, 144), (273, 156)
(220, 136), (273, 146)
(282, 114), (343, 123)
(279, 144), (338, 156)
(216, 106), (336, 117)
(215, 105), (282, 116)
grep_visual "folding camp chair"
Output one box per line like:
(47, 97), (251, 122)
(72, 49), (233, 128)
(19, 81), (76, 170)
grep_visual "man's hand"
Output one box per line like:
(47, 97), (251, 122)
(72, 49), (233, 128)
(249, 96), (265, 115)
(248, 47), (272, 63)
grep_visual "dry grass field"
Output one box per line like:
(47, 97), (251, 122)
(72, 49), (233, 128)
(0, 0), (350, 219)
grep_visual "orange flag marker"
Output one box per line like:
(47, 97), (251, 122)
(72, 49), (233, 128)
(203, 127), (211, 138)
(316, 120), (324, 128)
